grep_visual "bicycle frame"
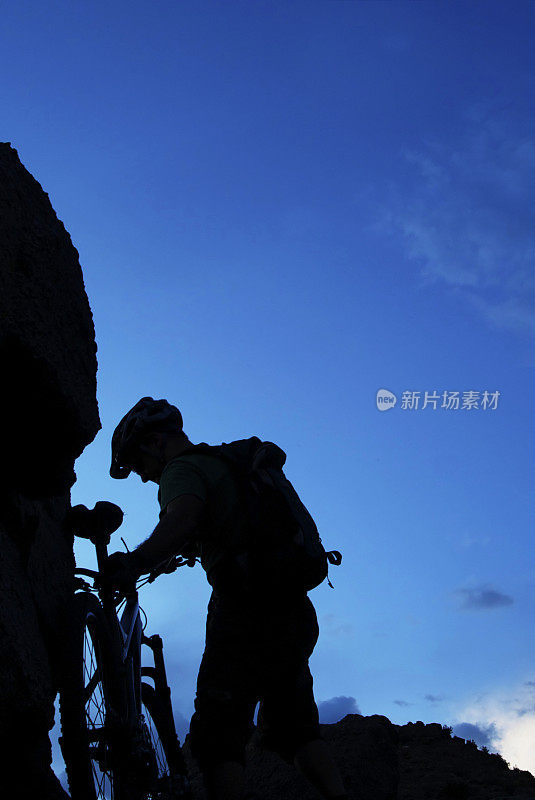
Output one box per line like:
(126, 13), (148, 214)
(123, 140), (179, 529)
(74, 536), (181, 734)
(118, 590), (144, 723)
(62, 501), (194, 800)
(76, 541), (146, 731)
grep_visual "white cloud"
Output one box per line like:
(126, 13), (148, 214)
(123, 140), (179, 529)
(379, 100), (535, 340)
(463, 292), (535, 338)
(452, 678), (535, 776)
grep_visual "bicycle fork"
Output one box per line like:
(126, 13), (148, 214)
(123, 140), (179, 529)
(141, 634), (188, 776)
(142, 634), (170, 700)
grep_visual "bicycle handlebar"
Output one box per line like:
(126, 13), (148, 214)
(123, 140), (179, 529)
(147, 554), (196, 582)
(69, 500), (199, 602)
(75, 555), (196, 596)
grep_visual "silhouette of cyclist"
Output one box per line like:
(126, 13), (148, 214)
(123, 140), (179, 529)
(107, 397), (347, 800)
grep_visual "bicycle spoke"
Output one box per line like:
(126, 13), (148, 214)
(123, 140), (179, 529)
(84, 665), (101, 703)
(84, 633), (106, 729)
(83, 625), (116, 799)
(64, 587), (183, 800)
(84, 633), (100, 704)
(142, 704), (170, 777)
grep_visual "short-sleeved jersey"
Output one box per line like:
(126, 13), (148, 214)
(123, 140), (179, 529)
(158, 447), (248, 584)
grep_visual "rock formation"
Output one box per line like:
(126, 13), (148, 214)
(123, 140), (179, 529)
(0, 142), (100, 798)
(396, 719), (535, 800)
(182, 715), (535, 800)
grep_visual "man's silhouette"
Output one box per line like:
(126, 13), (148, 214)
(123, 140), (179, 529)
(108, 397), (347, 800)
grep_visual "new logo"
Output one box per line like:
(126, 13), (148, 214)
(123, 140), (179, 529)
(376, 389), (397, 411)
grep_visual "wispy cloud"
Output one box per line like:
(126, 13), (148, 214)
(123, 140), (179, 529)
(453, 678), (535, 775)
(318, 695), (361, 723)
(463, 292), (535, 337)
(425, 694), (444, 703)
(322, 613), (354, 637)
(394, 699), (413, 707)
(381, 32), (411, 54)
(458, 533), (492, 549)
(379, 101), (535, 339)
(455, 583), (514, 610)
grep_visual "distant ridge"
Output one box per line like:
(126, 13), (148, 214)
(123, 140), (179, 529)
(181, 713), (535, 799)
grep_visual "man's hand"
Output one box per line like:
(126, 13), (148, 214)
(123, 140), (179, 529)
(130, 494), (205, 572)
(97, 495), (204, 593)
(99, 551), (140, 593)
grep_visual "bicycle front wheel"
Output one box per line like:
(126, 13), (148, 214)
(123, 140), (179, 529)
(139, 683), (191, 799)
(59, 591), (127, 800)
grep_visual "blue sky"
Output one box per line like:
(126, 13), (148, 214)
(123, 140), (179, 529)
(3, 0), (535, 780)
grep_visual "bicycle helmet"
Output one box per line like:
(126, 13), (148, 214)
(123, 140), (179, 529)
(110, 397), (183, 479)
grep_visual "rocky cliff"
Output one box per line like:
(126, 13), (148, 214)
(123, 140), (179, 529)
(0, 142), (100, 797)
(182, 714), (535, 800)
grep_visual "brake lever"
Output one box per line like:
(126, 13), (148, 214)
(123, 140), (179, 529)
(147, 556), (187, 583)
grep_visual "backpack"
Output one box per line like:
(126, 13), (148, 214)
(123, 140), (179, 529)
(182, 437), (342, 595)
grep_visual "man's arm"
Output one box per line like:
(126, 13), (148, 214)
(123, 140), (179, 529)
(130, 493), (205, 575)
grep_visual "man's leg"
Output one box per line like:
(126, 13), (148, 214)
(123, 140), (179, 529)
(189, 592), (256, 800)
(294, 737), (348, 799)
(256, 597), (348, 799)
(201, 741), (347, 800)
(202, 759), (245, 800)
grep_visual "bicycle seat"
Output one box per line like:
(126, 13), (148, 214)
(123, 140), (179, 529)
(64, 501), (124, 544)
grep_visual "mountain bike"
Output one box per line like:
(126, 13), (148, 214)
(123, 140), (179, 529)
(59, 501), (194, 800)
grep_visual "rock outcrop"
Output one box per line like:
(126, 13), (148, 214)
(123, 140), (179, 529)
(182, 714), (535, 800)
(397, 720), (535, 800)
(182, 713), (399, 799)
(0, 143), (100, 797)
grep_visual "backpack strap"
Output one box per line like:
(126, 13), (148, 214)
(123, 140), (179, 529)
(171, 439), (263, 550)
(171, 439), (344, 591)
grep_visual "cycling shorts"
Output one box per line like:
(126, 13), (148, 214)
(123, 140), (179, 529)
(188, 589), (322, 770)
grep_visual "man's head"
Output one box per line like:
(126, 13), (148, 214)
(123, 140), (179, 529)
(110, 397), (190, 483)
(127, 429), (190, 483)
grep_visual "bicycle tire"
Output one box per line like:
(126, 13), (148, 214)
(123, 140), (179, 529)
(139, 683), (191, 799)
(59, 591), (128, 800)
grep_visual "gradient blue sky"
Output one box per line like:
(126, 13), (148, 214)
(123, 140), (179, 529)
(2, 0), (535, 779)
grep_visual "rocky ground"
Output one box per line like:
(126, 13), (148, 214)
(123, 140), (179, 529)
(396, 719), (535, 800)
(181, 714), (535, 800)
